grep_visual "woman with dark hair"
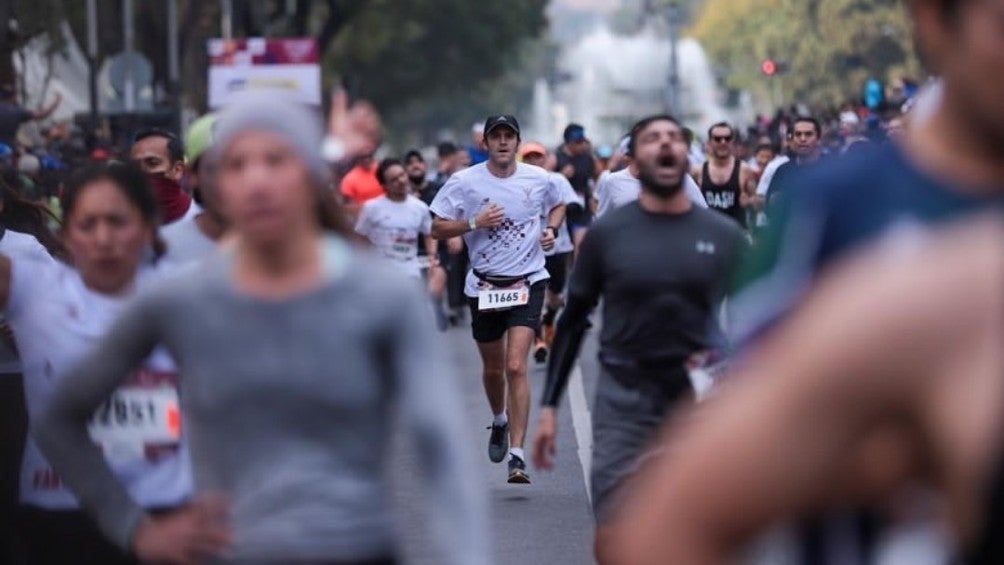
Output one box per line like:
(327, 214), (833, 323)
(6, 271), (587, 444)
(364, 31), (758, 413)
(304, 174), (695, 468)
(35, 92), (488, 565)
(1, 162), (191, 564)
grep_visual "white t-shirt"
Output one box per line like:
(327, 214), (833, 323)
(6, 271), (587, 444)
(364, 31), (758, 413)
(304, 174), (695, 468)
(430, 162), (563, 297)
(0, 230), (55, 375)
(546, 172), (578, 256)
(160, 213), (218, 271)
(6, 259), (191, 509)
(355, 195), (432, 279)
(756, 155), (791, 196)
(595, 169), (707, 219)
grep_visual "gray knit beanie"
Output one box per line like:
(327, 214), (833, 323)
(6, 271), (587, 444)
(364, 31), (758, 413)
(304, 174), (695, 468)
(212, 90), (328, 183)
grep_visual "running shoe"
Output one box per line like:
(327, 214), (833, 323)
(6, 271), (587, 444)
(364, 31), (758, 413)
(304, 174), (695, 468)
(487, 422), (509, 463)
(508, 454), (531, 484)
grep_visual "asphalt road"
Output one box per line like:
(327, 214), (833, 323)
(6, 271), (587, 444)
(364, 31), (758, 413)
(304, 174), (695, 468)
(390, 318), (599, 565)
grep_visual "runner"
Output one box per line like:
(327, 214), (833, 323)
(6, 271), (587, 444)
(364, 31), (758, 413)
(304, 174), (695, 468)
(129, 128), (195, 225)
(356, 158), (436, 280)
(8, 162), (191, 565)
(159, 113), (226, 270)
(403, 149), (452, 327)
(515, 142), (578, 364)
(0, 177), (66, 565)
(357, 157), (449, 328)
(594, 138), (707, 219)
(555, 123), (596, 251)
(35, 91), (487, 565)
(613, 215), (1004, 565)
(430, 114), (565, 484)
(531, 114), (745, 564)
(691, 122), (758, 228)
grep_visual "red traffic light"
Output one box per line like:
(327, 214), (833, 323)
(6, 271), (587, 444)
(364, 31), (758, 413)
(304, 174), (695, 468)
(761, 59), (778, 76)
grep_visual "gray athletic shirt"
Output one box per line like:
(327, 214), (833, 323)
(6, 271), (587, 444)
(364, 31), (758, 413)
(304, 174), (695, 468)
(34, 236), (488, 564)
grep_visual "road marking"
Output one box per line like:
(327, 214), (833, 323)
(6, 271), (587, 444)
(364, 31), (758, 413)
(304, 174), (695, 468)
(568, 365), (592, 501)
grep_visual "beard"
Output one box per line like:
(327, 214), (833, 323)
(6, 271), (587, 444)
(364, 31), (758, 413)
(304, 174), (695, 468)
(636, 166), (684, 199)
(408, 173), (426, 186)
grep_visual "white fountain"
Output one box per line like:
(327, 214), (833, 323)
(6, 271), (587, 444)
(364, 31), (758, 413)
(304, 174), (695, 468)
(536, 23), (754, 145)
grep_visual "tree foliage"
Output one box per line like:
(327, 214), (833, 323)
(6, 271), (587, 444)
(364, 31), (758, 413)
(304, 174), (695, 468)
(691, 0), (923, 108)
(3, 0), (548, 143)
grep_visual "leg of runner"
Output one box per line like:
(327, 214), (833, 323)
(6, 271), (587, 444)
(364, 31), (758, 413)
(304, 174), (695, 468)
(427, 265), (449, 331)
(476, 338), (509, 464)
(504, 326), (535, 484)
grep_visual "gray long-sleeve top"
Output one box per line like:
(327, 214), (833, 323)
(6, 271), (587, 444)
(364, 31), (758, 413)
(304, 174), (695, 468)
(34, 236), (488, 564)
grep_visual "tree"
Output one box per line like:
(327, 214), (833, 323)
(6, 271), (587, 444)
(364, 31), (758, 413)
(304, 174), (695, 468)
(691, 0), (922, 109)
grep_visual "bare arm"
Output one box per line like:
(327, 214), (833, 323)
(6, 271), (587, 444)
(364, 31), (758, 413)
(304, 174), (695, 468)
(611, 220), (1004, 564)
(431, 204), (504, 240)
(690, 165), (703, 185)
(423, 234), (438, 265)
(739, 163), (760, 208)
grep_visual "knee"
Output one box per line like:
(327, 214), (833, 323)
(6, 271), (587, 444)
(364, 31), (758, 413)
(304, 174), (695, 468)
(483, 367), (505, 381)
(506, 360), (527, 380)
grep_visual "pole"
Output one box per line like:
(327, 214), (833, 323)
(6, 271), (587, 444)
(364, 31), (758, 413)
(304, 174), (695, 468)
(167, 0), (180, 130)
(667, 2), (681, 116)
(86, 0), (99, 122)
(221, 0), (233, 42)
(122, 0), (135, 112)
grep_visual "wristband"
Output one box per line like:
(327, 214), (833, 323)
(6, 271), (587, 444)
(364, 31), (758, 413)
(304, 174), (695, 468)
(468, 217), (477, 231)
(545, 225), (559, 237)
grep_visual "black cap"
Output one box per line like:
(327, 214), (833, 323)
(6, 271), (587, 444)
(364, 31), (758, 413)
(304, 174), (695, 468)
(563, 123), (586, 143)
(483, 115), (520, 138)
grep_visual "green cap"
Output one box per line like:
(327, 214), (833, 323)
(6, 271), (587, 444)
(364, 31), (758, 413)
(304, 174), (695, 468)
(185, 113), (217, 166)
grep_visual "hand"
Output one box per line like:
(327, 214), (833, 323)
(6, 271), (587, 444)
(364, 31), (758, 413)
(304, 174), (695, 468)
(475, 204), (505, 230)
(327, 88), (382, 162)
(446, 236), (464, 254)
(532, 407), (558, 470)
(540, 228), (556, 252)
(132, 494), (233, 565)
(0, 322), (17, 352)
(561, 164), (575, 178)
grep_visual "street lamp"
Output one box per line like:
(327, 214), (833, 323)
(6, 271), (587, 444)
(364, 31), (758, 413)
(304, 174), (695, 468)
(667, 1), (681, 116)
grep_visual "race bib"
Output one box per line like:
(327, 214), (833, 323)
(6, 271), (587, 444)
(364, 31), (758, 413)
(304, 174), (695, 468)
(477, 281), (530, 311)
(389, 242), (413, 261)
(88, 386), (181, 463)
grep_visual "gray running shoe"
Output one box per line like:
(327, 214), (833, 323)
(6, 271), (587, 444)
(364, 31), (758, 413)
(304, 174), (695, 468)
(507, 454), (531, 484)
(487, 422), (509, 463)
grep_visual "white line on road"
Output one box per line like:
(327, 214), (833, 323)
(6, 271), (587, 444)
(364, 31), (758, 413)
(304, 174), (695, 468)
(568, 365), (592, 502)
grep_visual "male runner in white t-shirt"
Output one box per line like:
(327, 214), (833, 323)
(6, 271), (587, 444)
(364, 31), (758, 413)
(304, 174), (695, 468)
(356, 158), (436, 280)
(430, 115), (565, 484)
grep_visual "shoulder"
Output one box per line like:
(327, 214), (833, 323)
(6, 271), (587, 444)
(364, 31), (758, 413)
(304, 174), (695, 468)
(0, 229), (50, 257)
(517, 162), (551, 182)
(406, 195), (430, 211)
(593, 201), (639, 230)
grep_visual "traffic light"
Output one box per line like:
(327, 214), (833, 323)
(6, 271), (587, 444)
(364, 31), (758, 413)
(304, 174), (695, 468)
(761, 59), (778, 76)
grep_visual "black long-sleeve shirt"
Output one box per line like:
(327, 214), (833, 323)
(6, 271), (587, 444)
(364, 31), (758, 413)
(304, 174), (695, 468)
(543, 202), (745, 406)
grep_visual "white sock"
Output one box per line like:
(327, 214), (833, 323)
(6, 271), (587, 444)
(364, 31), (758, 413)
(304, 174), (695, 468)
(510, 447), (525, 461)
(493, 412), (508, 427)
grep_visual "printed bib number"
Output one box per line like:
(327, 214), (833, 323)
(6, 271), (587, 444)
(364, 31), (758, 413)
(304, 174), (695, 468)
(417, 256), (432, 269)
(389, 242), (413, 261)
(478, 282), (530, 311)
(88, 386), (181, 463)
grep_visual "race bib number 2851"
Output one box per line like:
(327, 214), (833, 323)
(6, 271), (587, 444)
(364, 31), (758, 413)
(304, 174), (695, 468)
(88, 386), (181, 463)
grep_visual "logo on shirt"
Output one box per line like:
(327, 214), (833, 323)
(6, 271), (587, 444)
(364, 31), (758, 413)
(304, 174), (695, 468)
(696, 241), (716, 255)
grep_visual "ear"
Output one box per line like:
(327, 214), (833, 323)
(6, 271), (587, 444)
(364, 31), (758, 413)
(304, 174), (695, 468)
(170, 160), (186, 181)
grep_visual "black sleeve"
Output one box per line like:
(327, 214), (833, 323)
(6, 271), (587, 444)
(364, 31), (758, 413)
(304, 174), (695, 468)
(541, 227), (605, 407)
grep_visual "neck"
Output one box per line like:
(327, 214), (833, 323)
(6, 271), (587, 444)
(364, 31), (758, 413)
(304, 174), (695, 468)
(638, 187), (692, 215)
(386, 192), (407, 202)
(627, 163), (640, 177)
(710, 154), (733, 166)
(486, 159), (516, 178)
(905, 93), (1004, 194)
(232, 229), (328, 300)
(195, 211), (227, 241)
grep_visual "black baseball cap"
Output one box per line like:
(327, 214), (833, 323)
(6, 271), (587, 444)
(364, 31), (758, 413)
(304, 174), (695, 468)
(563, 123), (586, 143)
(483, 115), (520, 138)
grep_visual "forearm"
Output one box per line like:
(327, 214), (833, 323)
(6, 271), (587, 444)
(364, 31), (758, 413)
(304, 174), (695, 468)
(542, 294), (593, 407)
(431, 218), (472, 240)
(423, 235), (438, 261)
(545, 204), (566, 232)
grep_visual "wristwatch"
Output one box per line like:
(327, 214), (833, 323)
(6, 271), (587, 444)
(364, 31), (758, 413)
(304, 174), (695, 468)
(545, 225), (559, 237)
(468, 217), (477, 231)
